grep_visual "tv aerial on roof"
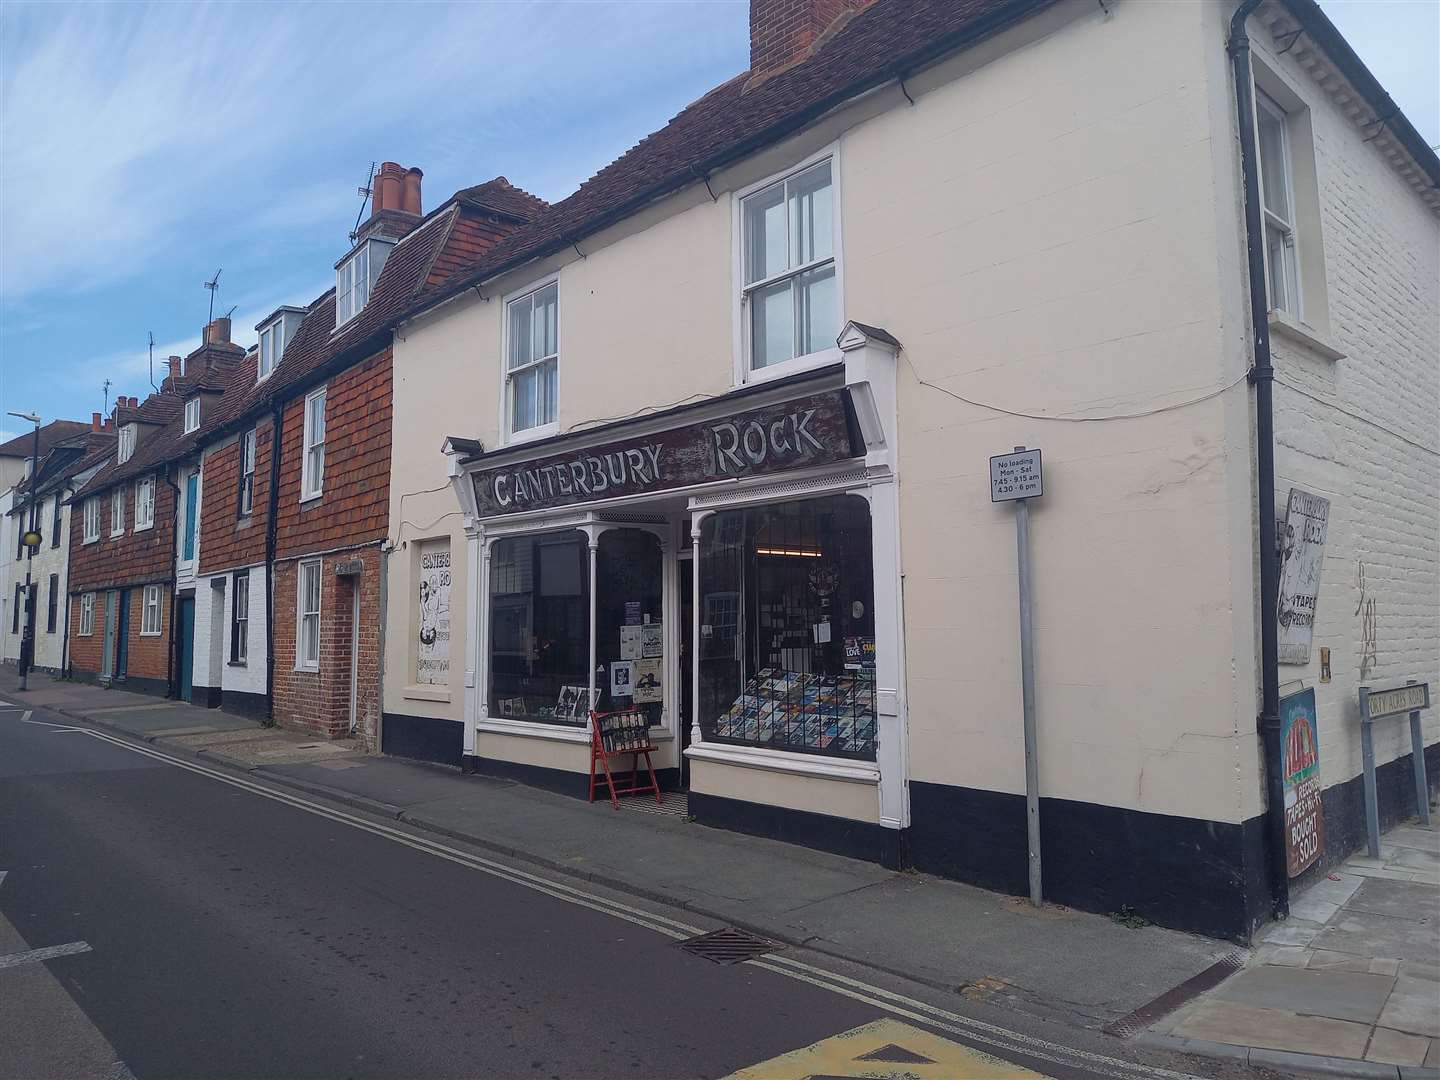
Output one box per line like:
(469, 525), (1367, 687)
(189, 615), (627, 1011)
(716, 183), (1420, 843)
(350, 160), (377, 243)
(204, 268), (222, 325)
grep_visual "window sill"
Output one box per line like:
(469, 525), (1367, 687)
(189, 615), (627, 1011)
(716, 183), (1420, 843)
(1269, 311), (1344, 361)
(294, 663), (319, 674)
(109, 532), (124, 540)
(227, 660), (247, 668)
(139, 631), (162, 638)
(403, 685), (451, 703)
(135, 523), (154, 533)
(685, 741), (879, 784)
(476, 715), (590, 743)
(299, 491), (323, 506)
(502, 422), (560, 449)
(83, 537), (99, 546)
(743, 346), (843, 388)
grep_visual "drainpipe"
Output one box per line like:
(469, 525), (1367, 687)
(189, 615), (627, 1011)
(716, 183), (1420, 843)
(163, 467), (181, 698)
(264, 403), (284, 724)
(1230, 0), (1289, 922)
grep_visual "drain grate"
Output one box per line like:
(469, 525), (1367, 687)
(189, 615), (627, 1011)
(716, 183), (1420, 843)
(1104, 952), (1245, 1039)
(677, 927), (781, 965)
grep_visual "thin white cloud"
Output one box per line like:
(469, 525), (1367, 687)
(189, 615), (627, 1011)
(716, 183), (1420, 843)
(0, 1), (742, 302)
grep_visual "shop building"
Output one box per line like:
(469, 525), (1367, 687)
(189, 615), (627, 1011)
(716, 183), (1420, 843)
(1, 419), (107, 673)
(191, 166), (544, 742)
(383, 0), (1437, 939)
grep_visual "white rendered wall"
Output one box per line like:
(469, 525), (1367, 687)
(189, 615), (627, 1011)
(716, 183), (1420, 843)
(1247, 13), (1440, 792)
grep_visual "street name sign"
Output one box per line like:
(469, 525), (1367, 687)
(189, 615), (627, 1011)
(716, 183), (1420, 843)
(1361, 682), (1430, 721)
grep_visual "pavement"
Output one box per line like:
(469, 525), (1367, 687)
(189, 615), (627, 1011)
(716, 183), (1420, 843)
(0, 679), (1268, 1080)
(1146, 823), (1440, 1078)
(7, 669), (1436, 1079)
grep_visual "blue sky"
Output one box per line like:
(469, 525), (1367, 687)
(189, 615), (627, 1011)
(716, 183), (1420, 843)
(1, 0), (1435, 443)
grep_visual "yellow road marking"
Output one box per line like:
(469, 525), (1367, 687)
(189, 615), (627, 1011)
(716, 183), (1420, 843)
(724, 1017), (1050, 1079)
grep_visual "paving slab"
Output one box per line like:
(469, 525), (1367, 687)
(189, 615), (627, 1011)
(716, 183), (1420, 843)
(1395, 847), (1440, 873)
(1378, 971), (1440, 1038)
(1260, 922), (1324, 946)
(1214, 965), (1395, 1024)
(1347, 879), (1440, 921)
(265, 755), (499, 807)
(1368, 1027), (1433, 1067)
(1316, 911), (1440, 965)
(1172, 998), (1373, 1058)
(1387, 828), (1440, 855)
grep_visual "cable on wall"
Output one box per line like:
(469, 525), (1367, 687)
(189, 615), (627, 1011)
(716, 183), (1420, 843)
(901, 351), (1252, 422)
(1273, 375), (1440, 456)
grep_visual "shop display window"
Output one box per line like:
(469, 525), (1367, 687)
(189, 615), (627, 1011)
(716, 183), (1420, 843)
(595, 529), (665, 728)
(699, 494), (876, 761)
(489, 531), (591, 725)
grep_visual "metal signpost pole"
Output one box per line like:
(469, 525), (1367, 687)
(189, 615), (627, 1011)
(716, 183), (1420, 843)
(990, 445), (1044, 908)
(1358, 686), (1381, 858)
(1407, 680), (1431, 827)
(1016, 489), (1041, 907)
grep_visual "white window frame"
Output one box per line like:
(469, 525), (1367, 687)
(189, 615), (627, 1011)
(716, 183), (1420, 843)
(301, 388), (326, 501)
(296, 559), (321, 671)
(336, 245), (369, 327)
(184, 397), (201, 433)
(141, 584), (162, 636)
(500, 275), (560, 445)
(135, 476), (155, 531)
(732, 143), (844, 386)
(1255, 90), (1301, 319)
(83, 497), (100, 543)
(109, 486), (125, 537)
(80, 592), (95, 636)
(238, 428), (257, 515)
(231, 571), (249, 664)
(117, 424), (137, 464)
(258, 322), (280, 381)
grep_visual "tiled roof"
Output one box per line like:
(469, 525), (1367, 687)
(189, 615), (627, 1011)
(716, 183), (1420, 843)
(419, 0), (1058, 310)
(0, 419), (91, 460)
(454, 177), (550, 223)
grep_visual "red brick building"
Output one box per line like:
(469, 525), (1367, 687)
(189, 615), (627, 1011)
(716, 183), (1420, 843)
(66, 322), (245, 695)
(192, 165), (542, 743)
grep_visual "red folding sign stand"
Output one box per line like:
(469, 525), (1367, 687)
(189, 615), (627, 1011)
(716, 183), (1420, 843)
(588, 707), (662, 810)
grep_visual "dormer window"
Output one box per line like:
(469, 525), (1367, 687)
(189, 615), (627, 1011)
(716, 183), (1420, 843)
(184, 397), (201, 433)
(336, 239), (394, 327)
(117, 423), (137, 464)
(257, 307), (303, 381)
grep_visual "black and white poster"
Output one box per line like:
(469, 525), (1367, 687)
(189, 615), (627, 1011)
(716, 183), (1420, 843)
(417, 541), (452, 684)
(1277, 488), (1330, 665)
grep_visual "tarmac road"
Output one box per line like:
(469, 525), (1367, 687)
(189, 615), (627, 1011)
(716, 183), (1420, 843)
(0, 696), (1266, 1080)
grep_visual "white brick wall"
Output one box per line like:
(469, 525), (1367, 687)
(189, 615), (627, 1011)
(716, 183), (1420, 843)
(1252, 21), (1440, 790)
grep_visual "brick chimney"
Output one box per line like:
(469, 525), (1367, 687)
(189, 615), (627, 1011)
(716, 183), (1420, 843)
(749, 0), (870, 82)
(92, 412), (102, 431)
(168, 355), (183, 380)
(357, 161), (423, 242)
(204, 317), (232, 346)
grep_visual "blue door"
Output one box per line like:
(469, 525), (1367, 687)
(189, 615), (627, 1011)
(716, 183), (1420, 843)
(177, 597), (195, 702)
(116, 589), (130, 679)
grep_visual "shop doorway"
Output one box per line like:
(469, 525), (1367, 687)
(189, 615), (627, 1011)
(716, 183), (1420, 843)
(679, 554), (693, 789)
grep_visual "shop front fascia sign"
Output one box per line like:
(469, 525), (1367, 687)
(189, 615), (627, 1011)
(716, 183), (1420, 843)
(1279, 687), (1324, 877)
(1277, 488), (1330, 665)
(472, 389), (859, 516)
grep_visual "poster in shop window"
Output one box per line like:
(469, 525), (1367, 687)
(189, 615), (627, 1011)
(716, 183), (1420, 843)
(1280, 687), (1324, 877)
(417, 542), (451, 684)
(1277, 488), (1330, 665)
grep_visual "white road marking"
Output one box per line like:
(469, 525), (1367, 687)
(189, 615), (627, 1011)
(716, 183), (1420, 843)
(70, 725), (1200, 1080)
(0, 870), (6, 888)
(0, 941), (92, 970)
(19, 713), (87, 732)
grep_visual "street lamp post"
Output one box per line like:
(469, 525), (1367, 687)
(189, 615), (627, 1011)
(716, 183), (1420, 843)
(8, 411), (41, 691)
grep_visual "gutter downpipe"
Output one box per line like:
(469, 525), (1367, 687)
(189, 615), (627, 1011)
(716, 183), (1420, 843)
(163, 468), (181, 699)
(264, 403), (284, 724)
(1230, 0), (1289, 923)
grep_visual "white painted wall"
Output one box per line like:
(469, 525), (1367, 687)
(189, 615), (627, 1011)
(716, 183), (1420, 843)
(1244, 11), (1440, 793)
(196, 562), (268, 699)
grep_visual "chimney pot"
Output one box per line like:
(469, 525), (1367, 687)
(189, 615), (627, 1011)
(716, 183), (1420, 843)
(375, 162), (404, 221)
(92, 411), (102, 430)
(204, 317), (232, 345)
(168, 355), (183, 380)
(402, 167), (423, 216)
